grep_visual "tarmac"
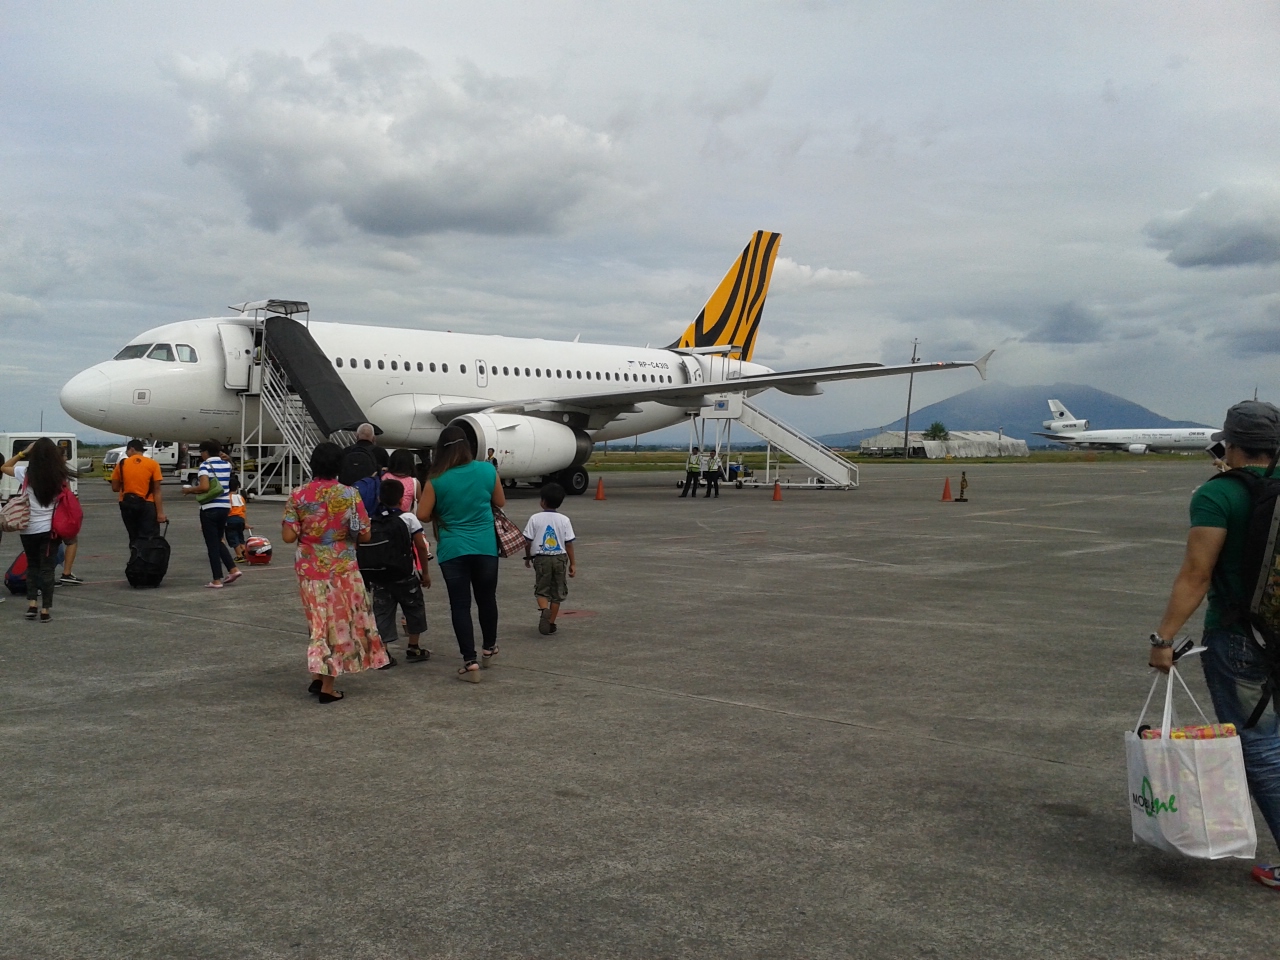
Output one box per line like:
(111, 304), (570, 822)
(1, 461), (1275, 959)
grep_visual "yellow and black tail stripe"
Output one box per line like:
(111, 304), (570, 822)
(667, 231), (780, 362)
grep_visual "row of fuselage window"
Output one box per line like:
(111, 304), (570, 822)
(332, 356), (675, 385)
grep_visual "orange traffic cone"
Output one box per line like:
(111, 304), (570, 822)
(940, 477), (953, 502)
(594, 477), (607, 500)
(772, 481), (783, 501)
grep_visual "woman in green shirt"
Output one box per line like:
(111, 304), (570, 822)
(417, 426), (506, 681)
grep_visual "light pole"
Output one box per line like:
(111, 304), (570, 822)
(901, 338), (919, 459)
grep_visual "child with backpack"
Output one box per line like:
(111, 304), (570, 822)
(522, 482), (577, 635)
(359, 478), (432, 664)
(226, 475), (249, 564)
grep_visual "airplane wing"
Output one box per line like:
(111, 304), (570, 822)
(432, 351), (994, 425)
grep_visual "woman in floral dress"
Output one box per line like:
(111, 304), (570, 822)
(282, 442), (389, 702)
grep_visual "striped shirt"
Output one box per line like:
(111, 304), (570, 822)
(198, 456), (233, 510)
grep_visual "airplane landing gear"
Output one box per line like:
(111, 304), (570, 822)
(560, 466), (590, 496)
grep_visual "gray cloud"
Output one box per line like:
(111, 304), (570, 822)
(1215, 304), (1280, 355)
(1024, 302), (1106, 343)
(170, 36), (620, 237)
(1145, 184), (1280, 268)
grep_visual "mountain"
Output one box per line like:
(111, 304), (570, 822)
(815, 383), (1211, 448)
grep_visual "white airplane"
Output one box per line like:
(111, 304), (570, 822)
(1034, 400), (1211, 454)
(61, 232), (992, 493)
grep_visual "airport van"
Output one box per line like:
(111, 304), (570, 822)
(0, 432), (79, 501)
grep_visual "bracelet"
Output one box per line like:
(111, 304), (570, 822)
(1149, 632), (1174, 649)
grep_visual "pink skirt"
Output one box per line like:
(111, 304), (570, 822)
(297, 571), (389, 676)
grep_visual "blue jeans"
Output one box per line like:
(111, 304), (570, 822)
(198, 507), (236, 581)
(1201, 628), (1280, 848)
(438, 554), (499, 664)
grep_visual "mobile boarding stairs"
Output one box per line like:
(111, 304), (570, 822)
(700, 391), (858, 491)
(225, 300), (371, 499)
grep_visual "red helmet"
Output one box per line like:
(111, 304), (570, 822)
(245, 535), (273, 565)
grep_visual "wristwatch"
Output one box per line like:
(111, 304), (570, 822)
(1149, 632), (1174, 649)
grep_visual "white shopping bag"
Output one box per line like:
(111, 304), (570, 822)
(1125, 665), (1256, 859)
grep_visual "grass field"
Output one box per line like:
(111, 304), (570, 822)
(586, 448), (1207, 471)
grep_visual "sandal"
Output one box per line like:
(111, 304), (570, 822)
(317, 691), (345, 703)
(406, 646), (430, 662)
(481, 646), (498, 667)
(457, 663), (482, 683)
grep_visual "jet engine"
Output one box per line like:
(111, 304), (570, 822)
(1127, 444), (1148, 455)
(449, 413), (592, 489)
(1042, 418), (1089, 432)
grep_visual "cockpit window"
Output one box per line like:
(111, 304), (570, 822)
(176, 344), (198, 363)
(114, 343), (152, 360)
(146, 344), (175, 362)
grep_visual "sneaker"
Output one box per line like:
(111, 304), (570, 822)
(548, 623), (558, 634)
(59, 573), (84, 585)
(538, 608), (552, 635)
(1253, 864), (1280, 889)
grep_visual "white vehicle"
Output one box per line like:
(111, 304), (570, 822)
(104, 441), (182, 474)
(0, 432), (79, 500)
(102, 445), (128, 471)
(1034, 400), (1212, 454)
(59, 232), (991, 493)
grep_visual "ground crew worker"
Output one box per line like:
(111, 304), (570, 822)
(703, 451), (722, 498)
(680, 446), (701, 498)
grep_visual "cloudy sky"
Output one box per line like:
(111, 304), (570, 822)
(3, 1), (1279, 440)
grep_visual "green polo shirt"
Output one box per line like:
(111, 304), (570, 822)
(1189, 467), (1267, 631)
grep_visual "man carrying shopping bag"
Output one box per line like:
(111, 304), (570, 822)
(1147, 400), (1280, 888)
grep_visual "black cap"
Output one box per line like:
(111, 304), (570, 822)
(1212, 400), (1280, 448)
(126, 438), (146, 452)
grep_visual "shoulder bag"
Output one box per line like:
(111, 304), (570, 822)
(493, 509), (525, 558)
(1, 478), (31, 533)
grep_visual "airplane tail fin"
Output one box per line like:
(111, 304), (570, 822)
(667, 231), (781, 361)
(1047, 399), (1075, 421)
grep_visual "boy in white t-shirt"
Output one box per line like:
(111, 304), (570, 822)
(522, 482), (577, 635)
(367, 479), (432, 663)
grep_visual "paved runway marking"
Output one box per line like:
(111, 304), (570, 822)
(962, 508), (1027, 517)
(970, 520), (1102, 534)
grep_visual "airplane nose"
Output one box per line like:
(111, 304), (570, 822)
(60, 367), (111, 428)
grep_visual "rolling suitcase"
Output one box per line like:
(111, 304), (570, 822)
(126, 522), (171, 588)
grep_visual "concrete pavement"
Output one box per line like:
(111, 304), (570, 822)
(0, 462), (1274, 958)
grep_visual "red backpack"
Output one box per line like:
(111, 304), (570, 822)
(50, 484), (84, 541)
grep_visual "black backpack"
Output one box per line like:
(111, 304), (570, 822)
(1208, 466), (1280, 727)
(357, 507), (414, 583)
(339, 444), (379, 487)
(126, 522), (171, 588)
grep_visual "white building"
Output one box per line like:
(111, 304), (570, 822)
(859, 430), (1029, 459)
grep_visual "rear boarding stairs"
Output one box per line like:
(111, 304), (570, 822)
(694, 395), (858, 491)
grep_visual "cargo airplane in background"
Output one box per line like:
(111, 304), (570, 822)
(1034, 400), (1211, 454)
(61, 231), (992, 493)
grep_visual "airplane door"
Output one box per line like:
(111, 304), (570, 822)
(476, 360), (488, 388)
(218, 324), (255, 390)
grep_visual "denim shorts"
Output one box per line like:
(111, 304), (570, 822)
(532, 554), (569, 602)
